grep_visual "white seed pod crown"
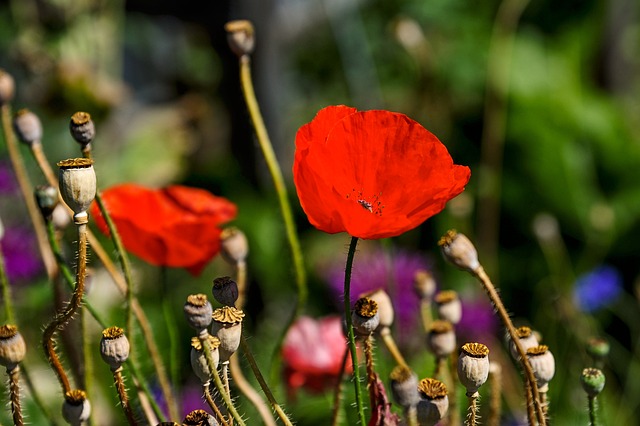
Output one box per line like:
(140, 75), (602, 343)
(0, 324), (26, 370)
(210, 306), (244, 362)
(57, 158), (96, 221)
(62, 390), (92, 425)
(190, 336), (220, 384)
(527, 345), (555, 392)
(100, 327), (130, 370)
(457, 342), (490, 396)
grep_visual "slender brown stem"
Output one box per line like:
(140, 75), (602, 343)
(229, 351), (277, 426)
(450, 352), (461, 426)
(204, 383), (230, 426)
(379, 326), (409, 369)
(235, 260), (247, 309)
(525, 381), (536, 426)
(488, 363), (502, 426)
(419, 299), (433, 332)
(363, 336), (377, 405)
(113, 367), (138, 425)
(474, 266), (545, 425)
(8, 366), (24, 426)
(466, 394), (479, 426)
(330, 347), (349, 426)
(30, 142), (57, 185)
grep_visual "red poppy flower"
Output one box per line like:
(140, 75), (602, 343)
(91, 184), (237, 276)
(293, 106), (470, 239)
(282, 315), (352, 398)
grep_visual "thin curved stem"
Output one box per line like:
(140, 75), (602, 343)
(229, 352), (277, 426)
(379, 327), (409, 369)
(330, 347), (349, 426)
(344, 236), (366, 425)
(113, 367), (138, 425)
(488, 363), (502, 426)
(204, 383), (230, 426)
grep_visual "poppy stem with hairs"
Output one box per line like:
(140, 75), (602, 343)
(344, 236), (367, 425)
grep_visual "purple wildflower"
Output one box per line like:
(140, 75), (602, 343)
(456, 297), (498, 343)
(180, 382), (209, 417)
(324, 248), (429, 342)
(0, 225), (43, 282)
(0, 161), (18, 195)
(573, 265), (623, 313)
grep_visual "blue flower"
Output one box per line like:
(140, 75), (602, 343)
(573, 265), (622, 313)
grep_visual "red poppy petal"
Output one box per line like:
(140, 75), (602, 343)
(163, 185), (237, 224)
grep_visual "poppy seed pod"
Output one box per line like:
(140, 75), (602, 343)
(438, 230), (480, 273)
(57, 158), (96, 222)
(361, 288), (394, 329)
(509, 326), (539, 361)
(413, 270), (437, 300)
(0, 324), (26, 370)
(434, 290), (462, 325)
(586, 337), (609, 361)
(390, 365), (420, 408)
(352, 297), (380, 337)
(416, 378), (449, 426)
(100, 327), (130, 370)
(224, 20), (255, 57)
(526, 345), (555, 392)
(0, 69), (14, 105)
(210, 306), (244, 362)
(220, 227), (249, 265)
(457, 342), (490, 397)
(69, 112), (96, 146)
(184, 409), (219, 426)
(212, 276), (239, 307)
(185, 294), (213, 332)
(62, 390), (91, 426)
(34, 185), (59, 220)
(13, 109), (42, 145)
(190, 336), (220, 384)
(426, 320), (456, 358)
(580, 368), (605, 397)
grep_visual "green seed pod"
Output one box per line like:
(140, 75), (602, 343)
(581, 368), (605, 397)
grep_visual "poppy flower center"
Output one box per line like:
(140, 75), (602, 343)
(346, 189), (384, 216)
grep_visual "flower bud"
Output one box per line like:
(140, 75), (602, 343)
(57, 158), (96, 222)
(526, 345), (555, 392)
(434, 290), (462, 325)
(580, 368), (605, 397)
(210, 306), (244, 362)
(0, 324), (26, 370)
(390, 365), (420, 408)
(586, 337), (609, 361)
(212, 276), (239, 307)
(416, 378), (449, 426)
(0, 69), (15, 105)
(100, 327), (130, 370)
(438, 230), (480, 273)
(62, 390), (91, 425)
(426, 320), (456, 358)
(184, 409), (219, 425)
(190, 336), (220, 384)
(69, 112), (96, 147)
(361, 288), (393, 329)
(457, 342), (490, 396)
(220, 227), (249, 264)
(413, 270), (437, 300)
(351, 297), (380, 337)
(34, 185), (59, 220)
(13, 109), (42, 145)
(224, 20), (255, 57)
(509, 326), (539, 360)
(185, 294), (213, 332)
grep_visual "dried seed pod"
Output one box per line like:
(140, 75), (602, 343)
(224, 20), (255, 57)
(361, 288), (394, 329)
(13, 109), (42, 145)
(426, 320), (456, 358)
(416, 378), (449, 426)
(390, 365), (420, 408)
(57, 158), (96, 222)
(62, 390), (91, 426)
(190, 336), (220, 384)
(413, 270), (437, 300)
(526, 345), (555, 392)
(220, 227), (249, 264)
(0, 69), (14, 105)
(438, 230), (480, 273)
(580, 368), (605, 397)
(185, 294), (213, 332)
(210, 306), (244, 362)
(100, 327), (130, 370)
(434, 290), (462, 325)
(457, 342), (490, 396)
(184, 408), (219, 425)
(34, 185), (59, 220)
(0, 324), (26, 370)
(212, 276), (239, 307)
(69, 112), (96, 146)
(351, 297), (380, 337)
(509, 326), (539, 360)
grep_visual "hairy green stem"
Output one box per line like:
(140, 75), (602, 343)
(588, 395), (597, 426)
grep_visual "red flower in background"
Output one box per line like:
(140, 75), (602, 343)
(91, 184), (236, 276)
(282, 316), (351, 397)
(293, 106), (470, 239)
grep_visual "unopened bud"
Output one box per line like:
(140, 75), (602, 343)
(0, 70), (15, 105)
(438, 230), (480, 273)
(212, 276), (239, 307)
(13, 109), (42, 145)
(225, 20), (255, 57)
(69, 112), (96, 147)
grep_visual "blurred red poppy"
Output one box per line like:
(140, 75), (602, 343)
(293, 106), (470, 239)
(91, 184), (236, 276)
(282, 316), (351, 397)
